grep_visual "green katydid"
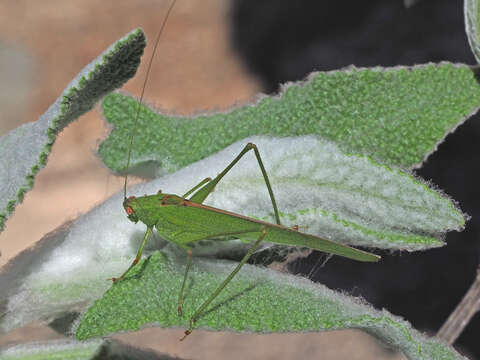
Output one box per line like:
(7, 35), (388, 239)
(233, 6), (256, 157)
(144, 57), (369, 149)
(111, 0), (380, 340)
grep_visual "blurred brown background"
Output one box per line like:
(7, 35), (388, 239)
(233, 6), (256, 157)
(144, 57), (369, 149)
(0, 0), (408, 358)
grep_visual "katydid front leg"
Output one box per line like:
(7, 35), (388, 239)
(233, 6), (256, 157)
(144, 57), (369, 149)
(180, 226), (268, 341)
(111, 226), (153, 282)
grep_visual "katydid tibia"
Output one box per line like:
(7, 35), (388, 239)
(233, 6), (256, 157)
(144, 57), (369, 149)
(111, 0), (380, 340)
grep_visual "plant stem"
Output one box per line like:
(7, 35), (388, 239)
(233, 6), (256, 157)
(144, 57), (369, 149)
(437, 265), (480, 345)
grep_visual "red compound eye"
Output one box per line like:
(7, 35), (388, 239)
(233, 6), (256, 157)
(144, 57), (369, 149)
(126, 206), (134, 215)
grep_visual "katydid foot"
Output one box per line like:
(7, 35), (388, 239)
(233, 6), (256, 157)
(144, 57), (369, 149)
(108, 256), (141, 283)
(179, 319), (195, 341)
(109, 227), (153, 283)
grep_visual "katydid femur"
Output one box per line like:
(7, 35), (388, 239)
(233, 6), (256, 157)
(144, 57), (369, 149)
(113, 0), (381, 340)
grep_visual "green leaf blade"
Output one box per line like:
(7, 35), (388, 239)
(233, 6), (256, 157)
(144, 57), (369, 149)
(99, 63), (480, 175)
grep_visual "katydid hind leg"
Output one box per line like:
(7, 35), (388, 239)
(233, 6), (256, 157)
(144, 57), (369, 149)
(111, 226), (153, 282)
(180, 226), (268, 341)
(183, 177), (212, 199)
(189, 143), (281, 225)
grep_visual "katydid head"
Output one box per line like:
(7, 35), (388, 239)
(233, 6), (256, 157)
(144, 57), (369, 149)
(123, 196), (139, 223)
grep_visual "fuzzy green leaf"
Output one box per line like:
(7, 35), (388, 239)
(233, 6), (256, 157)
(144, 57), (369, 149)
(465, 0), (480, 63)
(75, 251), (467, 360)
(0, 28), (146, 233)
(98, 63), (480, 176)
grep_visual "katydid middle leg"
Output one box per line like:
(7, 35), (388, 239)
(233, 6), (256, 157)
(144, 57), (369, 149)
(189, 143), (281, 225)
(180, 226), (268, 341)
(176, 228), (264, 317)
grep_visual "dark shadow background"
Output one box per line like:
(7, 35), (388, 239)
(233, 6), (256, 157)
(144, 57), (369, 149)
(230, 0), (480, 358)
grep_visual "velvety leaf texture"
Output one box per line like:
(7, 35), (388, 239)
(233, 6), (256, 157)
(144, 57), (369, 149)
(98, 63), (480, 176)
(0, 28), (146, 233)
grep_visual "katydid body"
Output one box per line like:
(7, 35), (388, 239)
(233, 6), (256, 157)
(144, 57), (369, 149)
(124, 194), (379, 263)
(116, 143), (380, 339)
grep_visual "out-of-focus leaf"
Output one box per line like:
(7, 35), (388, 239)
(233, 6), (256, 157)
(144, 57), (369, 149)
(465, 0), (480, 63)
(0, 338), (185, 360)
(0, 28), (146, 233)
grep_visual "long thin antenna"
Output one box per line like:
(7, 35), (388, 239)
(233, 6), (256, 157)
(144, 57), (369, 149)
(123, 0), (178, 199)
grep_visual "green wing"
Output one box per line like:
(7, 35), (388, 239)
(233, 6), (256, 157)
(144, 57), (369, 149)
(155, 203), (380, 262)
(262, 226), (379, 262)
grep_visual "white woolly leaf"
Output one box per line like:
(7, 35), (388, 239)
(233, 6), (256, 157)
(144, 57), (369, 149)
(0, 29), (146, 233)
(0, 338), (178, 360)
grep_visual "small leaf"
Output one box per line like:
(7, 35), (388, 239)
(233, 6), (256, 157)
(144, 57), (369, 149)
(0, 339), (104, 360)
(75, 251), (467, 360)
(0, 338), (182, 360)
(98, 63), (480, 174)
(465, 0), (480, 63)
(404, 0), (421, 8)
(0, 28), (146, 233)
